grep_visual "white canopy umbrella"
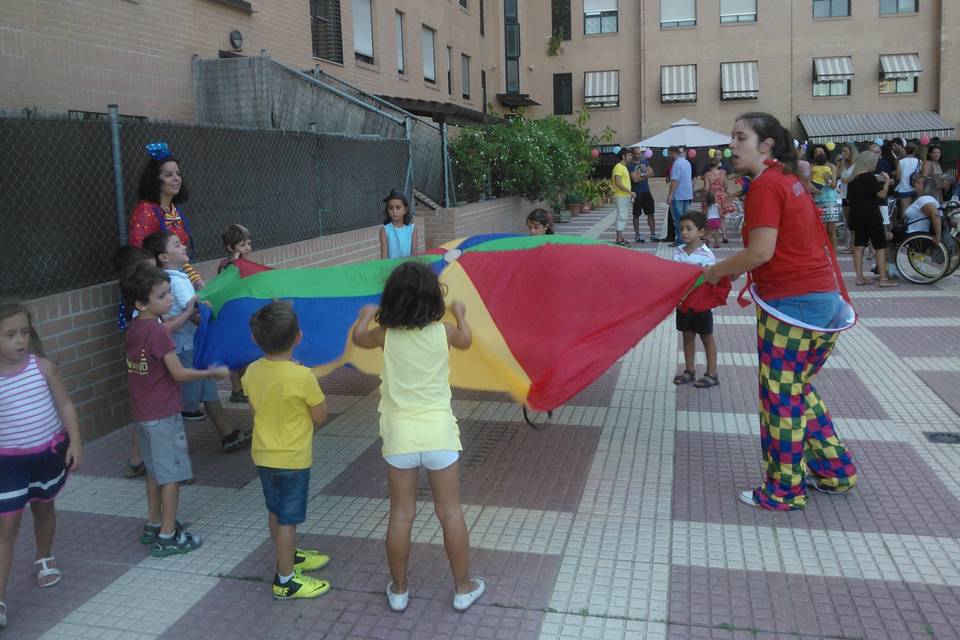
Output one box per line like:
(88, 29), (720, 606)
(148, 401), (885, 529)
(631, 118), (731, 148)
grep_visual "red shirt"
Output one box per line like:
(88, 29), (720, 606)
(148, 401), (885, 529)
(743, 162), (837, 301)
(128, 200), (191, 248)
(124, 318), (181, 421)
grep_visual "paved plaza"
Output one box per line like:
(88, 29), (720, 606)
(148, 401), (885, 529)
(8, 205), (960, 640)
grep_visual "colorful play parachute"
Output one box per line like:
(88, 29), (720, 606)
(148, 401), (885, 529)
(194, 234), (726, 411)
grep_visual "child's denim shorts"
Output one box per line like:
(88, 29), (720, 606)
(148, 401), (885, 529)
(257, 466), (310, 525)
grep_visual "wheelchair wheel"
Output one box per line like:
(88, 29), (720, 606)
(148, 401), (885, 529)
(944, 237), (959, 277)
(896, 234), (949, 284)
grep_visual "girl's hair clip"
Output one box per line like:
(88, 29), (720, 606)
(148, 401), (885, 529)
(383, 189), (404, 203)
(146, 142), (173, 161)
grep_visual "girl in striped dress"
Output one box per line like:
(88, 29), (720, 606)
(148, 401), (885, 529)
(0, 300), (84, 629)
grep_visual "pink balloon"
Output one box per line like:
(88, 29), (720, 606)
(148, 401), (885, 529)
(643, 149), (653, 159)
(919, 135), (931, 146)
(590, 148), (600, 158)
(687, 149), (697, 159)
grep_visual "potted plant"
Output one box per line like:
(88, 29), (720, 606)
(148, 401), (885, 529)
(565, 190), (585, 216)
(578, 180), (599, 212)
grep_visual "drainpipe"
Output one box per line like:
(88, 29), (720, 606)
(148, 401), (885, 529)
(109, 104), (127, 245)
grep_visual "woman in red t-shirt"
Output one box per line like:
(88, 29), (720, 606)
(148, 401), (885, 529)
(127, 143), (204, 289)
(703, 112), (857, 511)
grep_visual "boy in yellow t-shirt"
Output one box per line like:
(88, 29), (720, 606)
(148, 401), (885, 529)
(241, 300), (331, 600)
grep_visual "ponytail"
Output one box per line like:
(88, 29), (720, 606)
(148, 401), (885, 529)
(736, 112), (798, 175)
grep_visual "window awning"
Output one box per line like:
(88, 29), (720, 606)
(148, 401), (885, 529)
(584, 70), (619, 107)
(880, 53), (922, 80)
(661, 65), (697, 102)
(721, 61), (758, 100)
(798, 111), (954, 143)
(814, 57), (854, 81)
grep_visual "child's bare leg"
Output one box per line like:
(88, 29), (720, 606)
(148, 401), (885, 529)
(230, 371), (243, 395)
(0, 512), (24, 602)
(385, 466), (419, 593)
(826, 222), (837, 249)
(128, 427), (142, 466)
(701, 333), (718, 376)
(877, 247), (891, 280)
(269, 513), (296, 576)
(203, 401), (233, 437)
(427, 462), (476, 594)
(145, 474), (162, 523)
(30, 501), (56, 559)
(159, 482), (180, 536)
(853, 246), (866, 281)
(682, 331), (697, 374)
(647, 214), (656, 237)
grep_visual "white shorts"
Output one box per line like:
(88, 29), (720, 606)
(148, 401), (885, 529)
(384, 450), (460, 471)
(615, 196), (631, 232)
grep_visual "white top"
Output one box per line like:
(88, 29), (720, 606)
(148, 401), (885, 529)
(672, 243), (716, 267)
(838, 166), (854, 199)
(897, 157), (921, 192)
(705, 204), (720, 220)
(0, 354), (63, 452)
(905, 195), (940, 234)
(164, 269), (196, 353)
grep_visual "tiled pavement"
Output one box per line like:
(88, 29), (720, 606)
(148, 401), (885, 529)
(10, 204), (960, 640)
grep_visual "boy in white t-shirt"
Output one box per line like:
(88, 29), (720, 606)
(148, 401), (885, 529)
(142, 231), (251, 453)
(671, 211), (719, 389)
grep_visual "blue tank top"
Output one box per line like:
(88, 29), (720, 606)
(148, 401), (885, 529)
(384, 223), (414, 258)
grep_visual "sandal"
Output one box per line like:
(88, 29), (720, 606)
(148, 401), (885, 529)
(125, 461), (146, 478)
(35, 556), (62, 588)
(854, 279), (874, 286)
(695, 373), (720, 388)
(878, 279), (899, 288)
(673, 370), (696, 385)
(0, 601), (6, 628)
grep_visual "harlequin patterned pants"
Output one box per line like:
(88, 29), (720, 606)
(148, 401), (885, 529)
(751, 307), (857, 510)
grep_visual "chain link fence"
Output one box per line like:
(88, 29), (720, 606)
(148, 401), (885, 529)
(0, 111), (408, 299)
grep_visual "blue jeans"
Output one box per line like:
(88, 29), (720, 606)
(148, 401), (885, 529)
(257, 466), (310, 525)
(765, 291), (843, 328)
(671, 199), (692, 243)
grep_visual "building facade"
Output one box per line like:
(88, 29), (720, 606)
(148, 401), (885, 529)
(1, 0), (956, 139)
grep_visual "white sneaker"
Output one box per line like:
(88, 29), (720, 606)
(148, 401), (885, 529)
(453, 577), (485, 611)
(737, 490), (758, 507)
(386, 581), (409, 612)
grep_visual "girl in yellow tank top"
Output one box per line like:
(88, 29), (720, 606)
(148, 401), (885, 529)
(352, 261), (485, 612)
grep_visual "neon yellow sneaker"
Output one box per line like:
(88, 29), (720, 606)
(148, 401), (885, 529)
(272, 572), (331, 600)
(293, 548), (330, 572)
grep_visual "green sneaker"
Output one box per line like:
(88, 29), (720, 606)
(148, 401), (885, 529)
(293, 548), (330, 572)
(272, 572), (331, 600)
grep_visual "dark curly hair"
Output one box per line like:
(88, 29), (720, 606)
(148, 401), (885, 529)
(119, 264), (170, 309)
(137, 156), (189, 205)
(376, 262), (446, 330)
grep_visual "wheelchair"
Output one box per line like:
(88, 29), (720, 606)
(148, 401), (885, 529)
(893, 199), (960, 284)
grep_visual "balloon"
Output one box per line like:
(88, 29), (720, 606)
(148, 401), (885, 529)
(825, 141), (836, 151)
(590, 148), (600, 158)
(722, 148), (732, 158)
(707, 148), (716, 158)
(874, 137), (884, 146)
(919, 135), (931, 145)
(612, 145), (621, 153)
(662, 148), (669, 157)
(643, 149), (653, 159)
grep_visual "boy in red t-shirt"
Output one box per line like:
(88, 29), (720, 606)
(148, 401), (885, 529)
(120, 265), (229, 557)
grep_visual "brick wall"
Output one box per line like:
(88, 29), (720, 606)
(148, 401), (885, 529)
(27, 197), (517, 443)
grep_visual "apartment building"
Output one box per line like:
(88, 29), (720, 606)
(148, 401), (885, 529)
(1, 1), (956, 140)
(0, 0), (500, 124)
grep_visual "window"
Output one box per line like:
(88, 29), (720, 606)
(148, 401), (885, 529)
(422, 26), (436, 83)
(813, 79), (850, 96)
(661, 0), (696, 27)
(310, 0), (343, 63)
(584, 0), (617, 34)
(720, 61), (759, 99)
(720, 0), (757, 23)
(352, 0), (374, 63)
(461, 54), (471, 98)
(481, 69), (487, 112)
(880, 0), (918, 14)
(553, 73), (573, 114)
(584, 70), (619, 107)
(552, 0), (571, 40)
(480, 0), (485, 36)
(813, 0), (850, 18)
(395, 12), (404, 73)
(879, 76), (917, 93)
(504, 0), (520, 93)
(447, 46), (453, 95)
(460, 0), (468, 7)
(661, 64), (697, 102)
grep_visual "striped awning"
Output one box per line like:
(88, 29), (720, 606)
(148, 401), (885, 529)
(798, 111), (954, 143)
(813, 57), (854, 81)
(584, 70), (619, 107)
(721, 61), (758, 100)
(880, 53), (922, 80)
(661, 65), (697, 102)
